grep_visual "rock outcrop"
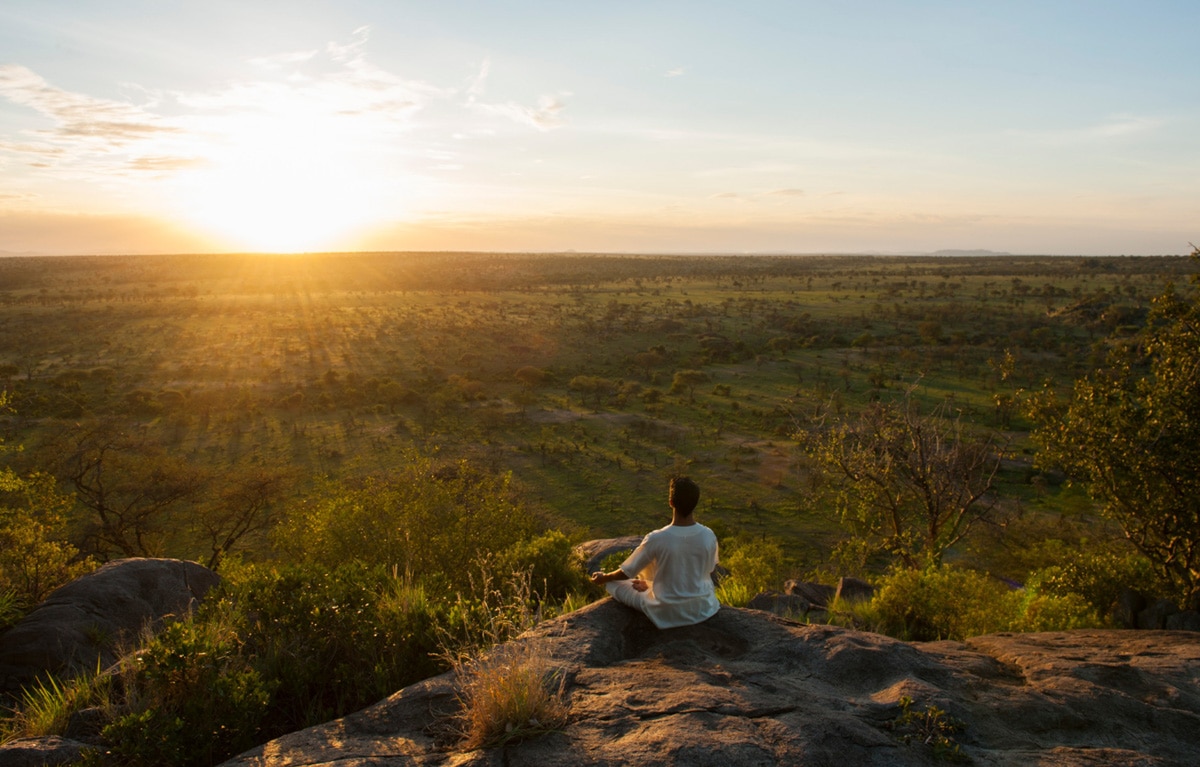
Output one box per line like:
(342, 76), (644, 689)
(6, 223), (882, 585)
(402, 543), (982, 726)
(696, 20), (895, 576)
(219, 599), (1200, 767)
(0, 558), (220, 696)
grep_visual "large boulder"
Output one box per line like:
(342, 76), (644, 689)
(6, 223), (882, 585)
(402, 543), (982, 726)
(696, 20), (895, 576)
(0, 558), (220, 695)
(219, 600), (1200, 767)
(574, 536), (643, 574)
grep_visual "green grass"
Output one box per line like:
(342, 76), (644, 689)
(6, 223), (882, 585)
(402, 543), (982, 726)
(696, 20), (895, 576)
(2, 252), (1192, 578)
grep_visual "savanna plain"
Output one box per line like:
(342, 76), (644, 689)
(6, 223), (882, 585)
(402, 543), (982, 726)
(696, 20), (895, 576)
(1, 251), (1197, 765)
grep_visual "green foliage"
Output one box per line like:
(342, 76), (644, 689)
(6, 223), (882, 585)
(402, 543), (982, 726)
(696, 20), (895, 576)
(714, 537), (785, 606)
(211, 562), (447, 735)
(862, 565), (1099, 641)
(1, 665), (112, 744)
(890, 696), (969, 763)
(1026, 547), (1156, 618)
(0, 589), (19, 632)
(1031, 254), (1200, 606)
(95, 617), (272, 767)
(0, 467), (94, 609)
(495, 530), (589, 601)
(805, 396), (1003, 570)
(272, 455), (539, 597)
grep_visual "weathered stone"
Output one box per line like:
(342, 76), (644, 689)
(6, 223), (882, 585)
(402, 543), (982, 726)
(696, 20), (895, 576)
(0, 736), (87, 766)
(1137, 597), (1180, 630)
(745, 590), (810, 617)
(784, 579), (835, 607)
(1165, 610), (1200, 632)
(219, 600), (1200, 767)
(834, 575), (875, 603)
(574, 536), (643, 574)
(0, 558), (219, 695)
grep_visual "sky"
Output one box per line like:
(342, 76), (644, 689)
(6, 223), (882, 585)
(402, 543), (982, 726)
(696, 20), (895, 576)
(0, 1), (1197, 256)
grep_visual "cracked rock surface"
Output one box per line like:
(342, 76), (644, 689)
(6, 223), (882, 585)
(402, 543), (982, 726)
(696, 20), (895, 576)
(219, 600), (1200, 767)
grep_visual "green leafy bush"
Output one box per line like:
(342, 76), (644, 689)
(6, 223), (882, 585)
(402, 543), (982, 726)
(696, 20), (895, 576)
(715, 537), (785, 607)
(495, 530), (589, 602)
(1026, 548), (1156, 618)
(272, 456), (540, 597)
(95, 617), (271, 767)
(864, 565), (1100, 641)
(212, 562), (448, 735)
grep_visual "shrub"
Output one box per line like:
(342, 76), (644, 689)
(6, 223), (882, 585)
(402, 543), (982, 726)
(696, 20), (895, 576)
(495, 530), (589, 602)
(865, 565), (1100, 641)
(212, 562), (447, 736)
(714, 537), (785, 607)
(271, 456), (540, 597)
(1027, 548), (1156, 618)
(95, 616), (272, 767)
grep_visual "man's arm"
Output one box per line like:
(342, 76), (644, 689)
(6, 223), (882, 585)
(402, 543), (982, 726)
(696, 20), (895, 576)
(590, 569), (629, 585)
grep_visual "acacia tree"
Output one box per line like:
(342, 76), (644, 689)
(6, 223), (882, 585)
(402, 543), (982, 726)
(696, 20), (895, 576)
(1031, 249), (1200, 606)
(197, 465), (295, 571)
(805, 396), (1003, 570)
(53, 420), (208, 559)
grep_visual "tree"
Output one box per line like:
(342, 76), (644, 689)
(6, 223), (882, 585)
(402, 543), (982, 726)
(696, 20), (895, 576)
(53, 420), (208, 559)
(0, 392), (94, 607)
(1031, 249), (1200, 606)
(197, 465), (296, 571)
(0, 469), (93, 607)
(670, 369), (709, 403)
(805, 396), (1003, 570)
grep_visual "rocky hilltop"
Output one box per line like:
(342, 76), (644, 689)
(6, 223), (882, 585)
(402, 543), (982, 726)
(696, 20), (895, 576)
(220, 599), (1200, 767)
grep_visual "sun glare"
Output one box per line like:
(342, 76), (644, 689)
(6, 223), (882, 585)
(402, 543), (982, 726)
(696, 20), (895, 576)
(172, 111), (396, 253)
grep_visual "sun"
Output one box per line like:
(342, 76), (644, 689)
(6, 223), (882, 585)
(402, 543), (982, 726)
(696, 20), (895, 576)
(172, 112), (396, 253)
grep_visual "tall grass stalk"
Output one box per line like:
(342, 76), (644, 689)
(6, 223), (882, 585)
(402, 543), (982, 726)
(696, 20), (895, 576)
(452, 641), (570, 749)
(1, 664), (111, 743)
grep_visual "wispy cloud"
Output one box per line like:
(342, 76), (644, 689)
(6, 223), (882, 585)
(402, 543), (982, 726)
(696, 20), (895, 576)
(0, 29), (566, 191)
(1006, 114), (1163, 144)
(470, 94), (566, 131)
(0, 64), (177, 149)
(462, 55), (567, 131)
(764, 187), (805, 197)
(665, 67), (685, 78)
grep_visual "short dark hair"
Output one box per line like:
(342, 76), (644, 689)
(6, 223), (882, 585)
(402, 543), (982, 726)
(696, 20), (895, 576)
(669, 476), (700, 515)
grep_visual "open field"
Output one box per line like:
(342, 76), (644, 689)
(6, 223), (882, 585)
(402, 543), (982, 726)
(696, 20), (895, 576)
(1, 252), (1194, 577)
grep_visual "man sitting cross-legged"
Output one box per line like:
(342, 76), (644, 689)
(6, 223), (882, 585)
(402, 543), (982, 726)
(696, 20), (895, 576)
(590, 476), (720, 628)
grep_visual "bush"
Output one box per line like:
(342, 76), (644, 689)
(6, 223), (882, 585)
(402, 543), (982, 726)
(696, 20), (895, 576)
(495, 530), (589, 602)
(212, 562), (448, 736)
(272, 456), (540, 597)
(864, 565), (1101, 641)
(95, 617), (272, 767)
(714, 537), (785, 607)
(1026, 548), (1156, 618)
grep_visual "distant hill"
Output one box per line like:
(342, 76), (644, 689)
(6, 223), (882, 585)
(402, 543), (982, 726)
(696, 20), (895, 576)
(928, 249), (1012, 257)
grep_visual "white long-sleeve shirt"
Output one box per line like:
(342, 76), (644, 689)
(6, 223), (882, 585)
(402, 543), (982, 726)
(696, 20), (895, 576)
(612, 523), (720, 629)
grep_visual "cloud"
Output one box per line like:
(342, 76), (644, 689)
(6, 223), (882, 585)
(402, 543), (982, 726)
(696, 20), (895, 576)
(466, 59), (491, 101)
(127, 155), (209, 172)
(1006, 114), (1163, 144)
(0, 64), (177, 149)
(764, 188), (805, 197)
(665, 67), (685, 78)
(470, 94), (566, 131)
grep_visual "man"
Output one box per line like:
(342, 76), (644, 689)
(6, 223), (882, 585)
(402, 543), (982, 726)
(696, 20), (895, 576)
(590, 476), (720, 628)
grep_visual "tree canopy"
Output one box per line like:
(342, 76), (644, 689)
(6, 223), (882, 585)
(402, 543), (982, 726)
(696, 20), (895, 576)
(1032, 248), (1200, 607)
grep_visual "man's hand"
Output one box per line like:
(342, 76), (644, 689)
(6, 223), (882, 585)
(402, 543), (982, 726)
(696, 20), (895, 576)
(630, 579), (649, 592)
(591, 569), (633, 586)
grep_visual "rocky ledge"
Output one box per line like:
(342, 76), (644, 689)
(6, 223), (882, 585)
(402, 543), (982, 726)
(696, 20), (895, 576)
(219, 599), (1200, 767)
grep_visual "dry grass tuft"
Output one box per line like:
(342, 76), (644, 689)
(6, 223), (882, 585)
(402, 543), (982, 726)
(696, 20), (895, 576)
(453, 640), (570, 750)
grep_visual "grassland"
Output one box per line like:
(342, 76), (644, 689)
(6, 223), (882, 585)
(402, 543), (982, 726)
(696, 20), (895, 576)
(0, 251), (1193, 578)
